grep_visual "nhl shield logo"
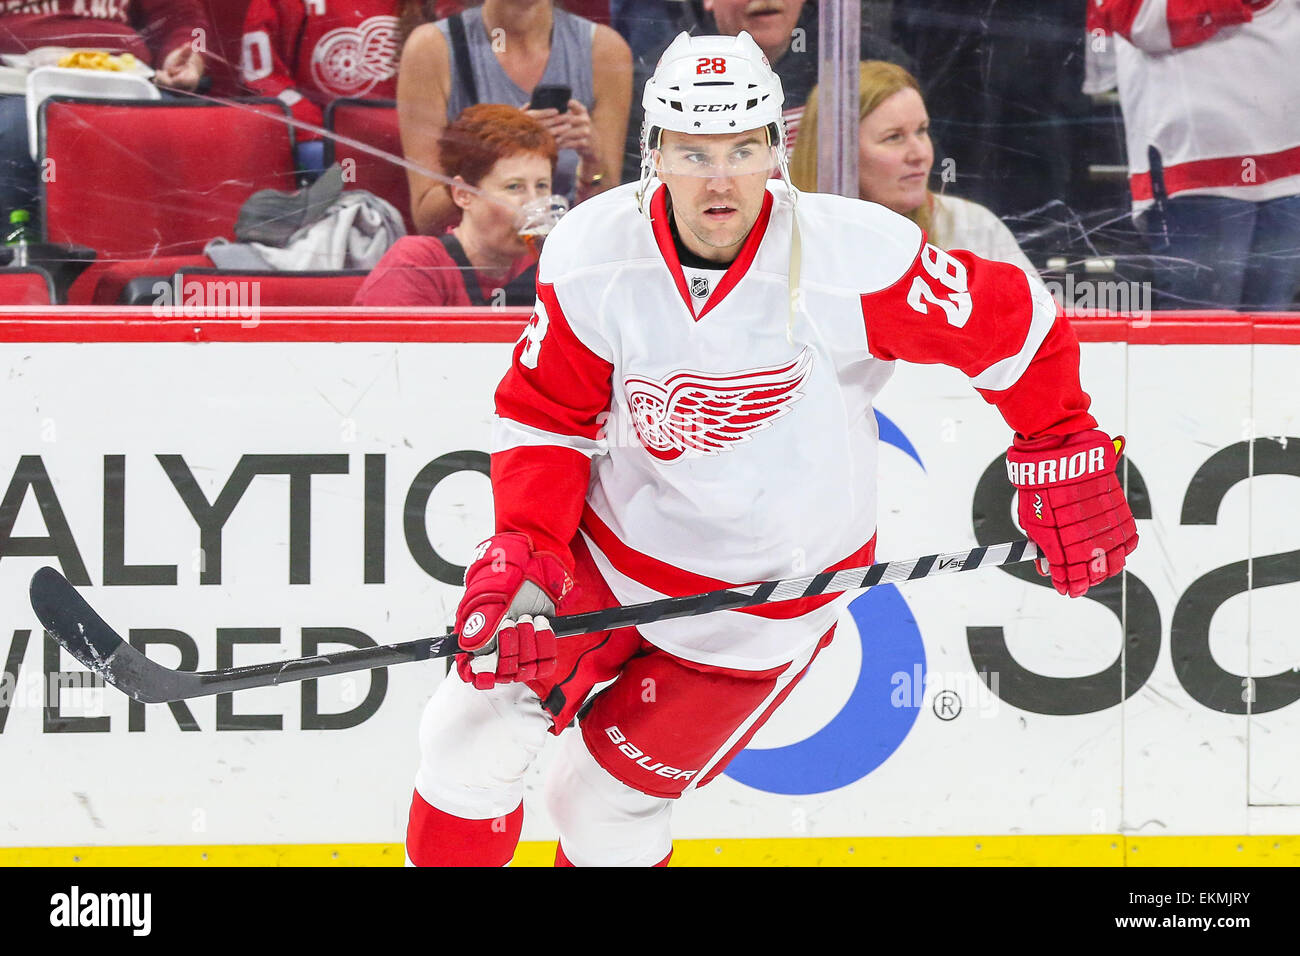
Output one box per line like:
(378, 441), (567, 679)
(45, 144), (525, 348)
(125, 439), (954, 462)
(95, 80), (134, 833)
(690, 275), (710, 297)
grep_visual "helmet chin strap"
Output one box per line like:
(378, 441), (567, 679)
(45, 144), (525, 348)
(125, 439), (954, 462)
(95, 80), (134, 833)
(635, 125), (663, 219)
(786, 200), (803, 344)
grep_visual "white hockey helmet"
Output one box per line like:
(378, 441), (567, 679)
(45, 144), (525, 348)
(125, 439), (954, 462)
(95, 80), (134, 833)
(637, 32), (792, 208)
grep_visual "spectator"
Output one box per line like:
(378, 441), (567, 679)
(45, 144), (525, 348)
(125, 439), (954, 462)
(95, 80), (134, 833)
(396, 0), (631, 235)
(621, 0), (914, 183)
(0, 1), (210, 217)
(1092, 0), (1300, 310)
(353, 103), (557, 306)
(790, 60), (1037, 277)
(240, 0), (402, 170)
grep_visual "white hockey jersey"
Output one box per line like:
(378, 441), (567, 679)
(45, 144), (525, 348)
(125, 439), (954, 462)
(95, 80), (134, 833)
(1091, 0), (1300, 212)
(492, 180), (1093, 670)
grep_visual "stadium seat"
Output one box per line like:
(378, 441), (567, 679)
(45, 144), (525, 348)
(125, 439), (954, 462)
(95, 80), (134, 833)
(69, 254), (215, 307)
(119, 268), (370, 308)
(0, 266), (56, 305)
(40, 97), (295, 258)
(38, 97), (296, 304)
(324, 98), (414, 234)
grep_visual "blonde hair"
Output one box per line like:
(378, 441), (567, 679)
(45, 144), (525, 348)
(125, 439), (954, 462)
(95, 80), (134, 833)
(789, 60), (935, 239)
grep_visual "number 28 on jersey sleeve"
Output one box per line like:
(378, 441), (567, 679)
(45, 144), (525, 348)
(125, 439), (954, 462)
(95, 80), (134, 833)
(905, 243), (972, 328)
(518, 300), (550, 369)
(864, 241), (1055, 385)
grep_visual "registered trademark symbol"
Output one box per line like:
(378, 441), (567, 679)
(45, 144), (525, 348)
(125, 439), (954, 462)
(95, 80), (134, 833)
(933, 690), (962, 720)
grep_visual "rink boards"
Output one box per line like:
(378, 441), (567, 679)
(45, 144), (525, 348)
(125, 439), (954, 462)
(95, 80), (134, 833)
(0, 309), (1297, 865)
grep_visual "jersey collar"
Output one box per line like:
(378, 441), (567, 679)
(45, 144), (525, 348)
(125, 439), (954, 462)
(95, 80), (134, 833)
(649, 182), (775, 322)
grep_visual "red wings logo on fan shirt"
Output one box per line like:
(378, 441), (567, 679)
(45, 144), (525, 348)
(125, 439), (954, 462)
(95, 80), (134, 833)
(311, 16), (398, 97)
(624, 350), (814, 462)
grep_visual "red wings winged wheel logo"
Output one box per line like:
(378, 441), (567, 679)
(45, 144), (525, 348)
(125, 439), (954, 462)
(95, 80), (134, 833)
(624, 349), (814, 462)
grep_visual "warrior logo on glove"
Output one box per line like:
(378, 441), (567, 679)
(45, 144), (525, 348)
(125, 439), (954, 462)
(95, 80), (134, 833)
(1006, 430), (1138, 598)
(461, 611), (487, 639)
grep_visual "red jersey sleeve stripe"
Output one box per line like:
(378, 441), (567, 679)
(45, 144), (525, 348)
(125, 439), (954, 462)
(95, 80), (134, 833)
(975, 313), (1098, 440)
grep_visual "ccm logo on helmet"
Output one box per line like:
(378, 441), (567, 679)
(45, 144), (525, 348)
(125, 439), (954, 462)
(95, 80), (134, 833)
(1007, 446), (1108, 486)
(693, 103), (738, 112)
(605, 726), (698, 781)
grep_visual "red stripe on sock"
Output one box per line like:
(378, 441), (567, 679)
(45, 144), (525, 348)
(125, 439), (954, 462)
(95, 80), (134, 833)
(406, 790), (523, 867)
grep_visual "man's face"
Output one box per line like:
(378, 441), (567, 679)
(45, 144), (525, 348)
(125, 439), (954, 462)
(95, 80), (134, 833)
(655, 128), (775, 263)
(704, 0), (806, 61)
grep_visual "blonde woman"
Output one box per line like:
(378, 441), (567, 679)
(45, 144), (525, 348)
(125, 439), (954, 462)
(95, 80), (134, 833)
(790, 61), (1037, 277)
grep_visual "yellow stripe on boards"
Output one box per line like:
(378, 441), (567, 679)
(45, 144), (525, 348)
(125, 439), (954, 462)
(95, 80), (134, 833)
(1123, 836), (1299, 867)
(3, 836), (1297, 867)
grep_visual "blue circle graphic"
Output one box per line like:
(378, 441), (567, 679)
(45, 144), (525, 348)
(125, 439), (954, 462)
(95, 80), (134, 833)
(721, 407), (927, 795)
(721, 584), (927, 795)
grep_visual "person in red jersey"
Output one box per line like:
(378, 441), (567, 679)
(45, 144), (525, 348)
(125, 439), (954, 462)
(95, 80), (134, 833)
(404, 32), (1138, 867)
(240, 0), (401, 143)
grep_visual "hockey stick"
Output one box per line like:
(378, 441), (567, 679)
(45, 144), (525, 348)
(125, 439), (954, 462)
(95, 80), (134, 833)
(28, 538), (1040, 704)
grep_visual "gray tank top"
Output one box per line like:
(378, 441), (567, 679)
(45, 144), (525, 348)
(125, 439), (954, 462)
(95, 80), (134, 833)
(436, 7), (596, 202)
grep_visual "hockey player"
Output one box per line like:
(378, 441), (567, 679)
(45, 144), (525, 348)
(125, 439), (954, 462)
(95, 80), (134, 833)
(405, 31), (1139, 867)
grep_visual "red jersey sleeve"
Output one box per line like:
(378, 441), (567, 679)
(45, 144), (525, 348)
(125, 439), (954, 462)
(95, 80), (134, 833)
(863, 240), (1096, 441)
(491, 280), (614, 571)
(1091, 0), (1256, 51)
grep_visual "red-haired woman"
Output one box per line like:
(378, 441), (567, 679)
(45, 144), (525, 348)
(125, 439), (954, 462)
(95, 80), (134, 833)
(354, 103), (559, 306)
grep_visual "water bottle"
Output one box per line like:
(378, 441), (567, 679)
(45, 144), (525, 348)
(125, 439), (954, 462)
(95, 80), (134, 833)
(5, 209), (34, 267)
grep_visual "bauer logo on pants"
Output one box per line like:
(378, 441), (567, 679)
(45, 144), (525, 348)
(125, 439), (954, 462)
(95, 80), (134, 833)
(605, 725), (698, 781)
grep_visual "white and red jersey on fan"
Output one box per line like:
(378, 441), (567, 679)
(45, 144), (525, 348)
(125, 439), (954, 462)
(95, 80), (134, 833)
(241, 0), (399, 132)
(492, 180), (1093, 670)
(1089, 0), (1300, 212)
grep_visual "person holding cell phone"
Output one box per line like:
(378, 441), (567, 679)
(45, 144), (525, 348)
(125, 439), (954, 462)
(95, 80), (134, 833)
(396, 0), (632, 236)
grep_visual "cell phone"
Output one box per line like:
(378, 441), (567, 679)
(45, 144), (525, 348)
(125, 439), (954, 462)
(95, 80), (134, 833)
(528, 84), (572, 112)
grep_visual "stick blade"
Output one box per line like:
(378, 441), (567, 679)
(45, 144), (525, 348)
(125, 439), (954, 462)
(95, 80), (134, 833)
(30, 565), (124, 667)
(28, 567), (176, 704)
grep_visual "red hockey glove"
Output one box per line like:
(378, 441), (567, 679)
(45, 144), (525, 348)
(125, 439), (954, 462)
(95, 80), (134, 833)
(1006, 430), (1139, 598)
(453, 532), (573, 690)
